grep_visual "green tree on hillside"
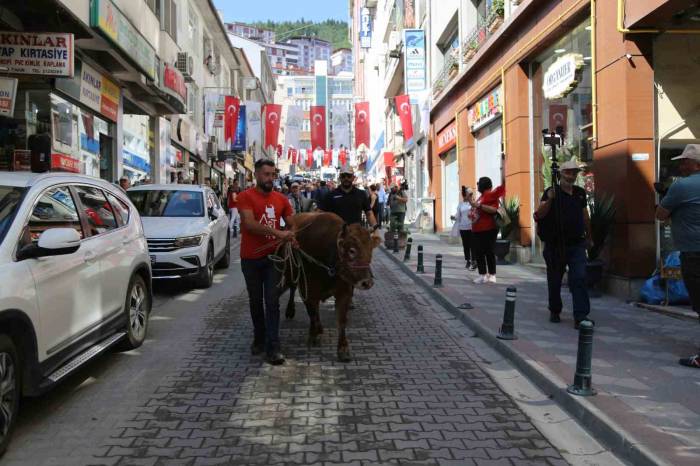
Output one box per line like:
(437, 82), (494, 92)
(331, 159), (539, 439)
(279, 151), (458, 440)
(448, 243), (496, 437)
(249, 19), (350, 50)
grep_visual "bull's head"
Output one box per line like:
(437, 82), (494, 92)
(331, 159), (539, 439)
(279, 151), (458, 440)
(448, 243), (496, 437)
(337, 223), (381, 290)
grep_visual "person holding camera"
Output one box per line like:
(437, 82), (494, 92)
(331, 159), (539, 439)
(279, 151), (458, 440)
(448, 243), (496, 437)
(534, 159), (592, 328)
(452, 186), (477, 270)
(389, 182), (409, 231)
(655, 144), (700, 369)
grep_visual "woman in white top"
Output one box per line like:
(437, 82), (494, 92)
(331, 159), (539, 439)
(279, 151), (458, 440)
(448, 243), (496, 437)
(453, 186), (477, 270)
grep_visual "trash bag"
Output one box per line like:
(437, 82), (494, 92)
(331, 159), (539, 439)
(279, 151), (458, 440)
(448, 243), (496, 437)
(639, 252), (690, 305)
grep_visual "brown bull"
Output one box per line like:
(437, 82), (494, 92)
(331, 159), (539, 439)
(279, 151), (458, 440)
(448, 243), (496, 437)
(279, 212), (380, 362)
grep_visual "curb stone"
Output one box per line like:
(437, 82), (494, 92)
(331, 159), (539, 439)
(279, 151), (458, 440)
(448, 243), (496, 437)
(380, 245), (667, 466)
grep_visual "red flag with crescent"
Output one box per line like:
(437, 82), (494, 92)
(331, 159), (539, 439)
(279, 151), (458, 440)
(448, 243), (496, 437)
(323, 149), (332, 167)
(394, 94), (414, 144)
(310, 105), (327, 151)
(339, 148), (348, 167)
(224, 96), (240, 148)
(354, 101), (370, 149)
(263, 104), (282, 150)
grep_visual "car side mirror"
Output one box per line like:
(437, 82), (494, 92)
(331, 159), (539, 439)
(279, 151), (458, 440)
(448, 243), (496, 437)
(17, 228), (81, 261)
(208, 207), (220, 220)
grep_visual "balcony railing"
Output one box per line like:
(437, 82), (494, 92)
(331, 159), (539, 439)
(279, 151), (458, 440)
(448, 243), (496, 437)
(462, 7), (504, 65)
(431, 50), (460, 98)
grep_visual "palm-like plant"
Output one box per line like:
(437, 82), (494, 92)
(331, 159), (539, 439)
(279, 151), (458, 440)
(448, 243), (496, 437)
(499, 196), (520, 240)
(587, 193), (616, 261)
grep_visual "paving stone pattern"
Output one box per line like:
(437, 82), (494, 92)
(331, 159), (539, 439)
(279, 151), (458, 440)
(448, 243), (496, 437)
(94, 256), (567, 466)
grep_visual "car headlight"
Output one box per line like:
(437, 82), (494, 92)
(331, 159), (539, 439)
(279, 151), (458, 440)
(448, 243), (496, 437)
(173, 235), (204, 249)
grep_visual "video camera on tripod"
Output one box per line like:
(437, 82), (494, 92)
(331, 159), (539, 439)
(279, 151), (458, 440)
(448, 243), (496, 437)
(542, 126), (565, 185)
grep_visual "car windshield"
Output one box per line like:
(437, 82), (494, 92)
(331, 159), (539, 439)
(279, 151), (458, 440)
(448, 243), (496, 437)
(0, 186), (26, 246)
(128, 190), (204, 217)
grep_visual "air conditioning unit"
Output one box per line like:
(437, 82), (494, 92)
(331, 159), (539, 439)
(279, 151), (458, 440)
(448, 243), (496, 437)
(176, 52), (194, 82)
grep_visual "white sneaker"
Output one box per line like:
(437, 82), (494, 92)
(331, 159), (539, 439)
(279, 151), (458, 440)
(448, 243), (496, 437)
(486, 274), (497, 284)
(473, 275), (487, 284)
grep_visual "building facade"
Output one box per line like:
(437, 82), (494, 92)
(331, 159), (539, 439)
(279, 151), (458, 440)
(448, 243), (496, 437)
(331, 48), (354, 75)
(225, 22), (276, 44)
(285, 36), (333, 72)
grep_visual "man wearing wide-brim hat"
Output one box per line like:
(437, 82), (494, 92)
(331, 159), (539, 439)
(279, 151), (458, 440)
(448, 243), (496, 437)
(656, 144), (700, 369)
(534, 158), (593, 329)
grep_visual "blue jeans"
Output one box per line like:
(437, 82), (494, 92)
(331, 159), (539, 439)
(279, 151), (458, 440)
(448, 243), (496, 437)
(241, 257), (281, 354)
(543, 243), (590, 321)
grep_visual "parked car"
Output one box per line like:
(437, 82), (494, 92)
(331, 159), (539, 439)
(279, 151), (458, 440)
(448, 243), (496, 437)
(127, 184), (230, 288)
(0, 172), (152, 455)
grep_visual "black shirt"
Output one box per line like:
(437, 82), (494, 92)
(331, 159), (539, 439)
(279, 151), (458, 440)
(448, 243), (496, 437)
(539, 185), (587, 244)
(320, 187), (371, 225)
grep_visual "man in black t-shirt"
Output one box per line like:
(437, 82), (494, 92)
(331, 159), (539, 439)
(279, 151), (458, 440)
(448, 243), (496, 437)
(320, 168), (378, 227)
(534, 159), (592, 328)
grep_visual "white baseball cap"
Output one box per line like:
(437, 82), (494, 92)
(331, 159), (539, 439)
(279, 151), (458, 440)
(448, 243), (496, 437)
(671, 144), (700, 161)
(559, 159), (585, 171)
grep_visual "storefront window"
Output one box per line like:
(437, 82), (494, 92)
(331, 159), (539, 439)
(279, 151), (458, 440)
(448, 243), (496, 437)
(531, 18), (593, 198)
(122, 113), (152, 184)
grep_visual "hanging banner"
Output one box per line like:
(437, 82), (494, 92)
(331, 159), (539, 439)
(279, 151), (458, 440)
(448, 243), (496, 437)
(224, 96), (240, 148)
(285, 105), (303, 150)
(232, 105), (247, 152)
(360, 7), (372, 49)
(395, 94), (414, 145)
(331, 105), (350, 150)
(310, 105), (327, 151)
(0, 77), (18, 117)
(204, 93), (222, 133)
(354, 101), (370, 150)
(245, 101), (262, 160)
(403, 29), (427, 97)
(0, 31), (74, 77)
(263, 103), (282, 151)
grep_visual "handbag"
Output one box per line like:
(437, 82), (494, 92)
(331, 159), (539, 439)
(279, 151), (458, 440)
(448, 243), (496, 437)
(450, 221), (460, 238)
(495, 201), (511, 228)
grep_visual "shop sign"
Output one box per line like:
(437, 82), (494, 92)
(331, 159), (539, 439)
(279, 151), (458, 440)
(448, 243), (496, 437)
(0, 31), (74, 77)
(436, 121), (457, 154)
(79, 62), (120, 121)
(404, 29), (427, 96)
(51, 153), (80, 173)
(468, 86), (502, 131)
(162, 64), (187, 104)
(0, 77), (18, 117)
(123, 149), (151, 173)
(90, 0), (157, 80)
(232, 105), (247, 152)
(360, 7), (372, 49)
(543, 53), (584, 100)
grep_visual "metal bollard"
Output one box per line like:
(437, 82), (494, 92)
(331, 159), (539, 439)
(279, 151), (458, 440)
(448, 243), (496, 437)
(433, 254), (443, 288)
(417, 245), (425, 273)
(403, 237), (413, 262)
(393, 232), (400, 253)
(497, 287), (518, 340)
(567, 321), (597, 396)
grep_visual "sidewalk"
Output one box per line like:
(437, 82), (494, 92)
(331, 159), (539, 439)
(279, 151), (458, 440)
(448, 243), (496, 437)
(381, 229), (700, 466)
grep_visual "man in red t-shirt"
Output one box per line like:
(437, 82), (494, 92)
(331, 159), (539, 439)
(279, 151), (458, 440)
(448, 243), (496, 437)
(238, 159), (295, 365)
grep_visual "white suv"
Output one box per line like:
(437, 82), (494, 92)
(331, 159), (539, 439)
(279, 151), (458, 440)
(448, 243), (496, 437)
(0, 172), (152, 455)
(127, 184), (230, 288)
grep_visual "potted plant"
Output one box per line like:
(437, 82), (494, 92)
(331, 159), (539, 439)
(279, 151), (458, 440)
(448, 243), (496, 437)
(495, 196), (520, 264)
(586, 192), (616, 296)
(463, 39), (478, 62)
(488, 0), (505, 33)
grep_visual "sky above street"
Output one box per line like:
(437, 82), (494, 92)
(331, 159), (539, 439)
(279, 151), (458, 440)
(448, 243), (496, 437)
(213, 0), (348, 23)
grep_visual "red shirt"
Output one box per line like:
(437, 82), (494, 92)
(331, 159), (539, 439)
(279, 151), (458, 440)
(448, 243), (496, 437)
(237, 188), (293, 259)
(471, 185), (505, 233)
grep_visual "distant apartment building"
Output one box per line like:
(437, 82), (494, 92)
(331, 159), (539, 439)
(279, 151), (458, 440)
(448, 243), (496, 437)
(285, 37), (332, 72)
(264, 41), (302, 76)
(331, 48), (353, 75)
(225, 22), (275, 44)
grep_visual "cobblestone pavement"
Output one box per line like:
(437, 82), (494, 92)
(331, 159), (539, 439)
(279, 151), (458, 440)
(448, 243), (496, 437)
(92, 253), (572, 466)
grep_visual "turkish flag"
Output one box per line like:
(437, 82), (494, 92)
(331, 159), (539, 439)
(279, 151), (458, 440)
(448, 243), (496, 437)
(306, 149), (313, 168)
(384, 151), (395, 168)
(224, 96), (240, 148)
(395, 94), (414, 144)
(277, 144), (283, 157)
(310, 105), (327, 151)
(339, 148), (347, 167)
(323, 150), (332, 167)
(263, 104), (282, 150)
(354, 102), (370, 149)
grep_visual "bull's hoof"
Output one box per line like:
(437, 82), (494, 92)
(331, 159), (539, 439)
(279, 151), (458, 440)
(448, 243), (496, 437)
(285, 307), (296, 320)
(307, 334), (322, 347)
(337, 350), (352, 362)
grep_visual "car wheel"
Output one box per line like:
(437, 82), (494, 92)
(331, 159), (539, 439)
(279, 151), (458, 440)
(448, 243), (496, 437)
(195, 246), (214, 289)
(216, 232), (231, 269)
(120, 275), (150, 350)
(0, 335), (20, 456)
